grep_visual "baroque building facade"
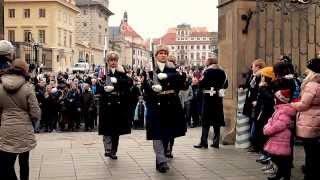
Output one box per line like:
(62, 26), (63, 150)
(109, 12), (149, 69)
(153, 24), (218, 66)
(4, 0), (80, 72)
(74, 0), (113, 67)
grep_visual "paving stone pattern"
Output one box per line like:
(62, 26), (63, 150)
(16, 128), (304, 180)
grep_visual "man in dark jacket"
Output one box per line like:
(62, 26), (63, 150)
(143, 45), (187, 173)
(98, 51), (133, 160)
(243, 59), (265, 152)
(81, 83), (95, 131)
(66, 83), (81, 130)
(194, 58), (228, 149)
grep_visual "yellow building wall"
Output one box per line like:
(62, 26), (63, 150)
(4, 0), (79, 72)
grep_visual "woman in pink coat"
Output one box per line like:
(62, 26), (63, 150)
(291, 58), (320, 180)
(263, 88), (296, 180)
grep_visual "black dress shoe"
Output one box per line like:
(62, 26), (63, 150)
(165, 153), (174, 159)
(210, 144), (219, 149)
(156, 162), (170, 173)
(109, 154), (118, 160)
(104, 152), (111, 157)
(193, 143), (208, 149)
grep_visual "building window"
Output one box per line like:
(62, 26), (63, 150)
(24, 9), (30, 18)
(190, 53), (194, 60)
(196, 45), (200, 50)
(202, 52), (206, 59)
(42, 54), (46, 65)
(69, 34), (72, 47)
(63, 31), (67, 47)
(83, 22), (87, 27)
(24, 30), (32, 42)
(8, 30), (15, 42)
(39, 30), (45, 43)
(39, 8), (46, 18)
(202, 45), (206, 50)
(91, 55), (94, 64)
(105, 28), (108, 33)
(191, 37), (194, 40)
(171, 46), (174, 50)
(83, 9), (87, 15)
(98, 25), (102, 29)
(8, 9), (15, 18)
(57, 55), (60, 63)
(191, 45), (194, 49)
(58, 29), (61, 46)
(197, 37), (200, 40)
(26, 54), (31, 64)
(98, 33), (101, 44)
(197, 53), (200, 59)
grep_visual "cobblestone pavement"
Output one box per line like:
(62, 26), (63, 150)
(19, 128), (304, 180)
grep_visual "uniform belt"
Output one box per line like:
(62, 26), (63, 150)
(203, 87), (217, 96)
(109, 92), (119, 95)
(159, 90), (175, 95)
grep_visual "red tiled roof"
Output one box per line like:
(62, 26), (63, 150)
(120, 22), (143, 40)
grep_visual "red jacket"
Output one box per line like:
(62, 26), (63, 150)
(263, 104), (296, 156)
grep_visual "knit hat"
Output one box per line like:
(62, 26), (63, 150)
(306, 58), (320, 73)
(275, 89), (291, 104)
(0, 40), (14, 56)
(260, 67), (275, 80)
(12, 59), (29, 74)
(155, 45), (169, 56)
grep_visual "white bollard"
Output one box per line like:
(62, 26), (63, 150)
(235, 88), (251, 149)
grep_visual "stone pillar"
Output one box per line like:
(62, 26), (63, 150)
(0, 0), (4, 40)
(218, 0), (257, 144)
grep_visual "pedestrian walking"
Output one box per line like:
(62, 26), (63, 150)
(99, 51), (133, 160)
(143, 45), (187, 173)
(0, 60), (41, 180)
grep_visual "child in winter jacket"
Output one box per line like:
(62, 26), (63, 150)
(263, 89), (297, 180)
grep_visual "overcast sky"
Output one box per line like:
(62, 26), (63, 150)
(108, 0), (219, 39)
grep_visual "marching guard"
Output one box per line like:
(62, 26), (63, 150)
(143, 45), (187, 173)
(98, 51), (133, 160)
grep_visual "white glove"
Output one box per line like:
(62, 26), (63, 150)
(152, 84), (162, 92)
(110, 77), (117, 84)
(104, 85), (114, 92)
(157, 73), (168, 80)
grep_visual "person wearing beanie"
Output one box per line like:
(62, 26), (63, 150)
(0, 40), (15, 72)
(263, 89), (296, 180)
(291, 58), (320, 180)
(0, 59), (41, 180)
(252, 66), (275, 164)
